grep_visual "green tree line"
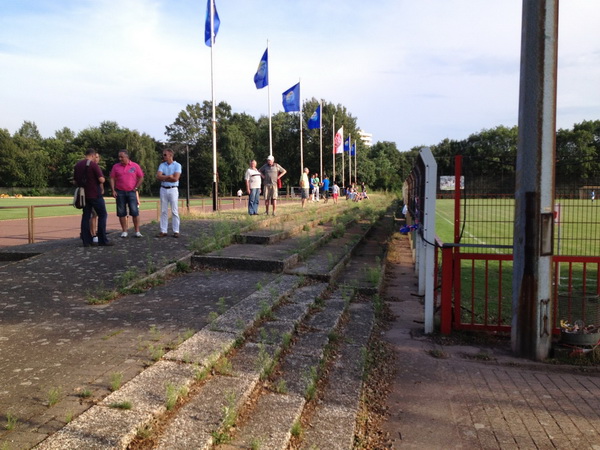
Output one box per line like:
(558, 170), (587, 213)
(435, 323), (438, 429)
(404, 120), (600, 191)
(0, 98), (412, 195)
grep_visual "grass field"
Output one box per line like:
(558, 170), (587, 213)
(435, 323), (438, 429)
(433, 197), (600, 327)
(0, 196), (235, 220)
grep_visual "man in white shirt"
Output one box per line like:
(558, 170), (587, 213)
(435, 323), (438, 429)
(156, 148), (182, 237)
(244, 159), (263, 215)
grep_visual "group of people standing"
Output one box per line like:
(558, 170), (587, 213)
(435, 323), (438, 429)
(73, 148), (181, 247)
(244, 155), (351, 216)
(244, 155), (287, 216)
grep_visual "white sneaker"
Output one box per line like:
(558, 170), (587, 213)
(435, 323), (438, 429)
(92, 236), (98, 244)
(134, 231), (143, 238)
(120, 232), (128, 238)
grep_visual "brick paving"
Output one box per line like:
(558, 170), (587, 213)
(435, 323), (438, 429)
(380, 232), (600, 449)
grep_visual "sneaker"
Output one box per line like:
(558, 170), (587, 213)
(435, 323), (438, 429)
(92, 236), (98, 244)
(272, 212), (276, 216)
(120, 232), (128, 238)
(156, 232), (167, 238)
(173, 232), (179, 238)
(134, 231), (143, 238)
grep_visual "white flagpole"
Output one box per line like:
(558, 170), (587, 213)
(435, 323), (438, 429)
(348, 132), (352, 187)
(299, 79), (303, 176)
(332, 115), (336, 183)
(210, 0), (218, 211)
(354, 140), (357, 184)
(319, 100), (323, 179)
(267, 40), (273, 157)
(342, 132), (345, 189)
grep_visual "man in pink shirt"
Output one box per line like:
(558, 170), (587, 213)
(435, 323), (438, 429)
(109, 150), (145, 238)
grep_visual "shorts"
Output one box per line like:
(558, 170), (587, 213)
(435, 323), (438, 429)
(264, 184), (278, 202)
(332, 193), (339, 200)
(116, 190), (140, 217)
(301, 188), (309, 199)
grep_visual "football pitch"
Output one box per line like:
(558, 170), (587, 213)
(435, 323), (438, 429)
(432, 197), (600, 328)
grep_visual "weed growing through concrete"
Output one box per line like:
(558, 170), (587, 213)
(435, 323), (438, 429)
(213, 357), (233, 376)
(373, 294), (384, 317)
(256, 344), (275, 381)
(4, 412), (17, 430)
(136, 424), (153, 440)
(47, 387), (60, 407)
(255, 281), (263, 290)
(211, 391), (238, 444)
(85, 286), (117, 305)
(77, 389), (92, 398)
(250, 437), (262, 450)
(115, 266), (139, 288)
(217, 297), (227, 314)
(110, 372), (123, 392)
(165, 383), (189, 410)
(109, 401), (132, 410)
(258, 300), (273, 321)
(194, 364), (209, 381)
(148, 343), (165, 361)
(65, 411), (74, 423)
(427, 349), (449, 359)
(282, 332), (293, 349)
(366, 257), (382, 286)
(174, 260), (191, 273)
(291, 420), (303, 437)
(304, 366), (318, 401)
(274, 379), (288, 394)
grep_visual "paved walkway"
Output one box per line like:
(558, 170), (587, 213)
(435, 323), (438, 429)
(380, 232), (600, 449)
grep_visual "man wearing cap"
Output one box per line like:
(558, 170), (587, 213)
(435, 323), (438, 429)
(259, 155), (286, 216)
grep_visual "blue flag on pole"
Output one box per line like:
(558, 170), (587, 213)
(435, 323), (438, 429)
(344, 136), (350, 152)
(282, 83), (300, 112)
(350, 142), (356, 156)
(307, 105), (321, 129)
(205, 0), (220, 47)
(254, 49), (268, 89)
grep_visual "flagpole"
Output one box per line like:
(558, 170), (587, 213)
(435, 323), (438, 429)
(267, 40), (273, 157)
(210, 0), (218, 211)
(342, 134), (345, 189)
(299, 79), (303, 177)
(348, 132), (352, 188)
(332, 115), (336, 183)
(319, 100), (323, 179)
(354, 140), (357, 185)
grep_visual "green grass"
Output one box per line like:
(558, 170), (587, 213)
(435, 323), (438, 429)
(0, 196), (216, 220)
(434, 197), (600, 327)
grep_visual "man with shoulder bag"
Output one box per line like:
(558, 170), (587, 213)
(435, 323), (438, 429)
(73, 148), (113, 247)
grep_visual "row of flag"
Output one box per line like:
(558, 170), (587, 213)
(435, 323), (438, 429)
(204, 0), (351, 157)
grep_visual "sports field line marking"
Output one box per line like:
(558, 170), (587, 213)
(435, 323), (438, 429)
(436, 210), (505, 254)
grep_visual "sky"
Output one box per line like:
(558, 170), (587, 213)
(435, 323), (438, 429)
(1, 0), (599, 151)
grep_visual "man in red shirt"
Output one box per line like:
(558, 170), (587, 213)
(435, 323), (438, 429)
(73, 148), (113, 247)
(109, 150), (145, 238)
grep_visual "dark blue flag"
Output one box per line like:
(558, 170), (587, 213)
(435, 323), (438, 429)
(205, 0), (220, 47)
(344, 136), (350, 152)
(254, 49), (268, 89)
(282, 83), (300, 112)
(307, 105), (321, 129)
(350, 142), (356, 156)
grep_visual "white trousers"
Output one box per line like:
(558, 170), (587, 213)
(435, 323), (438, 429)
(160, 187), (180, 233)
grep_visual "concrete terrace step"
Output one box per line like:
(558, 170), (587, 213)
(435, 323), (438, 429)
(28, 200), (395, 450)
(35, 275), (303, 450)
(191, 225), (331, 273)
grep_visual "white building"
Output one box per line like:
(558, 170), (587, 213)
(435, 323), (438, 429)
(358, 130), (373, 147)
